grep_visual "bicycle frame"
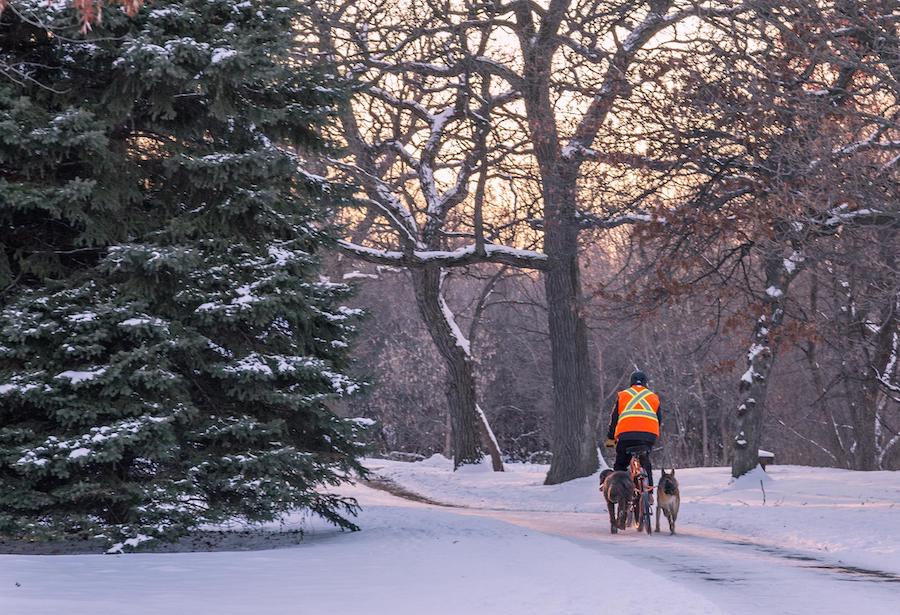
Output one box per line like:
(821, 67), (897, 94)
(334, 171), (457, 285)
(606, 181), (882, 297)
(628, 449), (654, 535)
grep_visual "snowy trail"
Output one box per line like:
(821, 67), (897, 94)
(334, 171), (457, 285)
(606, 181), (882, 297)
(367, 459), (900, 614)
(350, 480), (900, 614)
(447, 506), (900, 615)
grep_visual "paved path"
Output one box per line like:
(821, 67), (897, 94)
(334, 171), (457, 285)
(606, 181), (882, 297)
(365, 479), (900, 614)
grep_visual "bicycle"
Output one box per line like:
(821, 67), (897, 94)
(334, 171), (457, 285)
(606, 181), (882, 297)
(626, 444), (654, 535)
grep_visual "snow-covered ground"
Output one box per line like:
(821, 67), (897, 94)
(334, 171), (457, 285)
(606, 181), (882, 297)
(375, 456), (900, 576)
(1, 483), (723, 615)
(3, 459), (899, 615)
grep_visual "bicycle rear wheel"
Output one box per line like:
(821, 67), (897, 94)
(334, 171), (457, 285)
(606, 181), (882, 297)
(640, 493), (652, 535)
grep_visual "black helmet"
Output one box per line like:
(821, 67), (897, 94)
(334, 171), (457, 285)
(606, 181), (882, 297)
(630, 370), (648, 386)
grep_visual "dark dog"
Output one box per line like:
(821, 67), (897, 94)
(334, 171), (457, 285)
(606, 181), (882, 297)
(655, 468), (680, 534)
(599, 469), (633, 534)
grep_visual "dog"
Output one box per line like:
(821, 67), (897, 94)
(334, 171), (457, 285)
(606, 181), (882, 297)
(655, 468), (680, 534)
(599, 469), (634, 534)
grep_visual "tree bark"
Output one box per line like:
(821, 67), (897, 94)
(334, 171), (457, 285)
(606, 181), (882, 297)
(852, 385), (878, 471)
(511, 13), (600, 483)
(732, 249), (798, 477)
(476, 404), (504, 472)
(410, 266), (504, 470)
(875, 307), (900, 469)
(695, 372), (709, 466)
(411, 267), (481, 468)
(542, 177), (598, 484)
(853, 232), (898, 471)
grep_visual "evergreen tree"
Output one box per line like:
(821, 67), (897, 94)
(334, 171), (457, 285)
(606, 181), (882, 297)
(0, 0), (368, 550)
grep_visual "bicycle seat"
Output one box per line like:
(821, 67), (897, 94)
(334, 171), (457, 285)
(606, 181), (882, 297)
(625, 445), (652, 455)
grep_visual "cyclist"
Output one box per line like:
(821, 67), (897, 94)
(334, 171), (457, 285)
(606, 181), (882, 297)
(604, 370), (661, 487)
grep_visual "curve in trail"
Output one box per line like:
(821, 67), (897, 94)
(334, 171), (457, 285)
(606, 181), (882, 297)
(365, 478), (900, 615)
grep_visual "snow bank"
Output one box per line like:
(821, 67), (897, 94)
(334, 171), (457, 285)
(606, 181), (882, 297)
(373, 458), (606, 512)
(727, 464), (773, 490)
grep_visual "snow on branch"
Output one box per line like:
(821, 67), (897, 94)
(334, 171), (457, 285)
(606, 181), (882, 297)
(420, 104), (463, 217)
(880, 154), (900, 174)
(329, 159), (422, 247)
(560, 143), (677, 170)
(877, 372), (900, 397)
(527, 210), (665, 230)
(383, 140), (419, 171)
(367, 87), (433, 123)
(438, 288), (470, 356)
(578, 210), (666, 229)
(834, 138), (900, 157)
(820, 204), (899, 230)
(876, 328), (900, 401)
(338, 240), (548, 270)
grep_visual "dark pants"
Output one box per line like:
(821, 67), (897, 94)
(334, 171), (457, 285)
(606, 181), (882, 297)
(614, 438), (656, 486)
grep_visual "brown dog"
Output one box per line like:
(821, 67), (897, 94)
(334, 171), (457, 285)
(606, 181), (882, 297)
(599, 469), (633, 534)
(655, 468), (680, 534)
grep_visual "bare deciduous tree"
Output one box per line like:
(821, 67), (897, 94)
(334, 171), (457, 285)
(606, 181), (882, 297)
(310, 0), (547, 470)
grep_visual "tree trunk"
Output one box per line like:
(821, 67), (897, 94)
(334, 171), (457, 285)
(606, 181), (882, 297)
(411, 266), (504, 470)
(543, 179), (598, 484)
(695, 372), (709, 466)
(719, 398), (732, 467)
(853, 310), (897, 471)
(443, 409), (452, 459)
(476, 404), (504, 472)
(732, 249), (798, 478)
(875, 308), (899, 469)
(731, 318), (778, 477)
(852, 391), (878, 471)
(856, 230), (898, 470)
(516, 27), (599, 483)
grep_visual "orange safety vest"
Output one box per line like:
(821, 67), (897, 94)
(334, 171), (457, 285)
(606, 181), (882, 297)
(614, 385), (660, 438)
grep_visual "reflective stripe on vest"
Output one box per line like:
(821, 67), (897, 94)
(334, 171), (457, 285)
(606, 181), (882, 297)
(620, 388), (654, 419)
(615, 386), (659, 438)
